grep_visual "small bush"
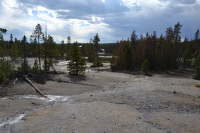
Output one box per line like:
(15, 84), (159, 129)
(58, 77), (62, 82)
(90, 60), (103, 67)
(110, 54), (116, 71)
(193, 66), (200, 80)
(141, 59), (149, 72)
(32, 59), (40, 73)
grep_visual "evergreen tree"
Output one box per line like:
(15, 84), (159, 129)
(0, 59), (14, 83)
(195, 51), (200, 67)
(0, 28), (7, 56)
(10, 43), (19, 61)
(130, 30), (138, 66)
(87, 38), (96, 62)
(93, 33), (100, 66)
(0, 28), (7, 41)
(67, 36), (71, 44)
(32, 59), (39, 73)
(21, 35), (29, 72)
(30, 24), (43, 70)
(42, 35), (60, 71)
(9, 34), (14, 50)
(195, 29), (199, 41)
(67, 42), (86, 75)
(124, 41), (133, 70)
(66, 36), (72, 60)
(195, 29), (200, 49)
(30, 38), (38, 57)
(183, 46), (193, 67)
(60, 40), (65, 59)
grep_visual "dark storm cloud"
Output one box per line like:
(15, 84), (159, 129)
(1, 0), (200, 42)
(158, 0), (197, 5)
(17, 0), (129, 20)
(104, 0), (200, 40)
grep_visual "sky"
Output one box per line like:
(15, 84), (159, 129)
(1, 0), (200, 43)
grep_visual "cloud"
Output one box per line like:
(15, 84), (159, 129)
(1, 0), (200, 43)
(158, 0), (197, 5)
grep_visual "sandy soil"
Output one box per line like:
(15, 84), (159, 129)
(0, 62), (200, 133)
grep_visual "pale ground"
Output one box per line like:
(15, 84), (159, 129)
(0, 60), (200, 133)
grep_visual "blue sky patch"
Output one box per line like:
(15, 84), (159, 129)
(32, 10), (39, 16)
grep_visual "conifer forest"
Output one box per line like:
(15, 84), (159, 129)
(0, 22), (200, 83)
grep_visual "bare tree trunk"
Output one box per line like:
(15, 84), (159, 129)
(38, 37), (41, 70)
(26, 75), (47, 98)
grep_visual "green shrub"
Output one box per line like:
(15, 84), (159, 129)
(110, 54), (116, 71)
(141, 59), (149, 72)
(58, 77), (62, 82)
(90, 60), (103, 67)
(0, 59), (15, 83)
(124, 42), (133, 70)
(32, 59), (39, 73)
(193, 66), (200, 80)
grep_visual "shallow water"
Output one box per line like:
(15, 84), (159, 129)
(0, 114), (26, 127)
(57, 61), (69, 65)
(19, 95), (69, 102)
(194, 85), (200, 88)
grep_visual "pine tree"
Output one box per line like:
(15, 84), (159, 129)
(9, 34), (13, 50)
(195, 51), (200, 67)
(130, 30), (138, 66)
(21, 35), (28, 72)
(30, 24), (43, 70)
(67, 42), (86, 75)
(93, 33), (100, 67)
(124, 42), (133, 70)
(60, 40), (65, 59)
(42, 35), (59, 71)
(10, 43), (19, 61)
(195, 29), (200, 50)
(66, 36), (72, 60)
(0, 28), (7, 41)
(87, 38), (96, 62)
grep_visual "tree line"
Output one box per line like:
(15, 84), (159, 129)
(111, 22), (200, 79)
(0, 24), (104, 82)
(0, 24), (115, 63)
(1, 22), (200, 83)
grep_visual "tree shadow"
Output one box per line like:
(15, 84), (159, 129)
(66, 74), (87, 83)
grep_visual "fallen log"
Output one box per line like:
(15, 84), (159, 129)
(25, 75), (48, 98)
(13, 78), (18, 85)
